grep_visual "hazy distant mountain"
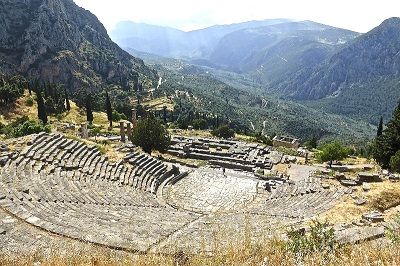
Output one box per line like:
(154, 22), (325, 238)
(0, 0), (156, 92)
(210, 21), (359, 76)
(110, 19), (293, 59)
(276, 17), (400, 100)
(111, 20), (358, 84)
(277, 17), (400, 124)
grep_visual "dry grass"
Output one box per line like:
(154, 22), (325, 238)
(370, 185), (400, 212)
(143, 96), (175, 111)
(0, 91), (111, 131)
(170, 129), (214, 138)
(0, 91), (38, 124)
(320, 181), (400, 224)
(274, 164), (289, 176)
(1, 238), (400, 266)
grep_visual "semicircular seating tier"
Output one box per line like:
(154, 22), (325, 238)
(0, 133), (346, 254)
(0, 133), (199, 252)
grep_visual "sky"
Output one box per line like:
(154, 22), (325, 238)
(73, 0), (400, 33)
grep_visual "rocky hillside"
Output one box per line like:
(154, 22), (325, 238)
(276, 17), (400, 100)
(265, 17), (400, 124)
(0, 0), (157, 93)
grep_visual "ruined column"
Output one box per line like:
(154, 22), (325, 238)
(80, 123), (88, 139)
(127, 122), (132, 141)
(131, 109), (137, 125)
(120, 121), (126, 142)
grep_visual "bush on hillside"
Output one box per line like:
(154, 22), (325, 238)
(387, 213), (400, 243)
(390, 150), (400, 173)
(25, 96), (34, 106)
(212, 124), (235, 139)
(304, 136), (318, 150)
(254, 132), (273, 145)
(131, 117), (170, 154)
(192, 119), (208, 130)
(1, 116), (50, 138)
(0, 78), (24, 104)
(112, 110), (127, 122)
(316, 141), (351, 168)
(286, 220), (338, 256)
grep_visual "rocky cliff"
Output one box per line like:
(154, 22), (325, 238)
(0, 0), (157, 92)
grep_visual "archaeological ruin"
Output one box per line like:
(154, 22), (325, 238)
(0, 132), (395, 255)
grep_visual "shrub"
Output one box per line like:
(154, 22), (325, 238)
(3, 117), (50, 138)
(132, 117), (171, 154)
(253, 132), (273, 145)
(192, 119), (208, 130)
(316, 141), (351, 168)
(212, 124), (235, 139)
(25, 97), (34, 106)
(303, 136), (318, 150)
(95, 144), (107, 155)
(286, 220), (337, 256)
(112, 110), (127, 122)
(390, 150), (400, 173)
(0, 78), (24, 104)
(386, 213), (400, 243)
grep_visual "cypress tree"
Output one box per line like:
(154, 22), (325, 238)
(36, 90), (48, 124)
(133, 75), (139, 91)
(65, 88), (71, 111)
(377, 116), (383, 137)
(105, 91), (113, 128)
(27, 82), (32, 95)
(86, 94), (93, 124)
(163, 106), (167, 123)
(374, 103), (400, 169)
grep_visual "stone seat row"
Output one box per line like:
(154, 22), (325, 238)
(1, 160), (161, 207)
(249, 189), (344, 219)
(0, 192), (197, 252)
(17, 133), (174, 194)
(0, 160), (199, 251)
(269, 177), (323, 199)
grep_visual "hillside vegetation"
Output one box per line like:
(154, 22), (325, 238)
(151, 61), (375, 143)
(0, 0), (157, 93)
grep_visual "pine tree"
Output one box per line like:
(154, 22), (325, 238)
(65, 88), (71, 111)
(377, 116), (383, 137)
(36, 90), (48, 124)
(374, 102), (400, 169)
(86, 94), (93, 124)
(105, 91), (113, 128)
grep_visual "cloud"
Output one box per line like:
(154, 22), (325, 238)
(74, 0), (400, 33)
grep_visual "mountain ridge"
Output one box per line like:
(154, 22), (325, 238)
(0, 0), (157, 92)
(275, 17), (400, 100)
(110, 19), (295, 59)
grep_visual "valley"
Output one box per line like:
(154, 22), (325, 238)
(1, 0), (400, 265)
